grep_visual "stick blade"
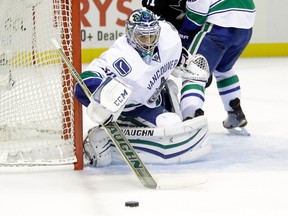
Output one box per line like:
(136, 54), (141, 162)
(156, 173), (208, 190)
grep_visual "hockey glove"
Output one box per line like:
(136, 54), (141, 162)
(87, 77), (132, 126)
(172, 49), (210, 82)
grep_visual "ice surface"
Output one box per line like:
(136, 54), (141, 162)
(1, 58), (288, 216)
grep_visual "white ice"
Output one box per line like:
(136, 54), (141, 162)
(1, 57), (288, 216)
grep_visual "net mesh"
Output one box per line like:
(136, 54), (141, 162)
(0, 0), (76, 165)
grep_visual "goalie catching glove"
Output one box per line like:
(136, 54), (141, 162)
(87, 77), (132, 126)
(172, 47), (210, 82)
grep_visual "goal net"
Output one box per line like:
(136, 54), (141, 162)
(0, 0), (83, 168)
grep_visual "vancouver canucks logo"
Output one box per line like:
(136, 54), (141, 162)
(147, 77), (167, 104)
(132, 10), (152, 22)
(142, 11), (152, 20)
(113, 58), (132, 77)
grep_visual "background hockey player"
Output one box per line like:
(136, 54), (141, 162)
(74, 8), (211, 166)
(178, 0), (256, 135)
(141, 0), (214, 93)
(142, 0), (186, 30)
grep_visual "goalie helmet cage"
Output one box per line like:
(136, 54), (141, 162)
(0, 0), (83, 169)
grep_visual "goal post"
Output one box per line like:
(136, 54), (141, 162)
(0, 0), (83, 169)
(71, 0), (83, 170)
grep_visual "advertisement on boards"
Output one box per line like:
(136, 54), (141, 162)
(81, 0), (141, 50)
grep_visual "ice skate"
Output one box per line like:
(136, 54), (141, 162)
(223, 98), (250, 136)
(183, 108), (204, 121)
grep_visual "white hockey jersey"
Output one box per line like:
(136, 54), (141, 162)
(186, 0), (256, 29)
(84, 21), (182, 108)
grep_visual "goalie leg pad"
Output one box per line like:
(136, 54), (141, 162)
(83, 127), (112, 167)
(87, 116), (211, 165)
(155, 112), (182, 127)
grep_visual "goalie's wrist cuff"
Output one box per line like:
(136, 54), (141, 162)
(103, 115), (113, 125)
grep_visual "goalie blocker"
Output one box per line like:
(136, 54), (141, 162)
(84, 115), (211, 166)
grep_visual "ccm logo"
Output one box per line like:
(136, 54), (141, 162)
(114, 89), (129, 106)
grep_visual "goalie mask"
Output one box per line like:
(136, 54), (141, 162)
(125, 8), (161, 64)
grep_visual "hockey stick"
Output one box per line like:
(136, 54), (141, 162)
(51, 38), (157, 189)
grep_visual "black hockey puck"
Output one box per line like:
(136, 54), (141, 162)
(125, 201), (139, 207)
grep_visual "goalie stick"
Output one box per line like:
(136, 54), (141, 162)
(51, 38), (207, 189)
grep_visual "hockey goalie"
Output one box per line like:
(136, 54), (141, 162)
(74, 8), (211, 167)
